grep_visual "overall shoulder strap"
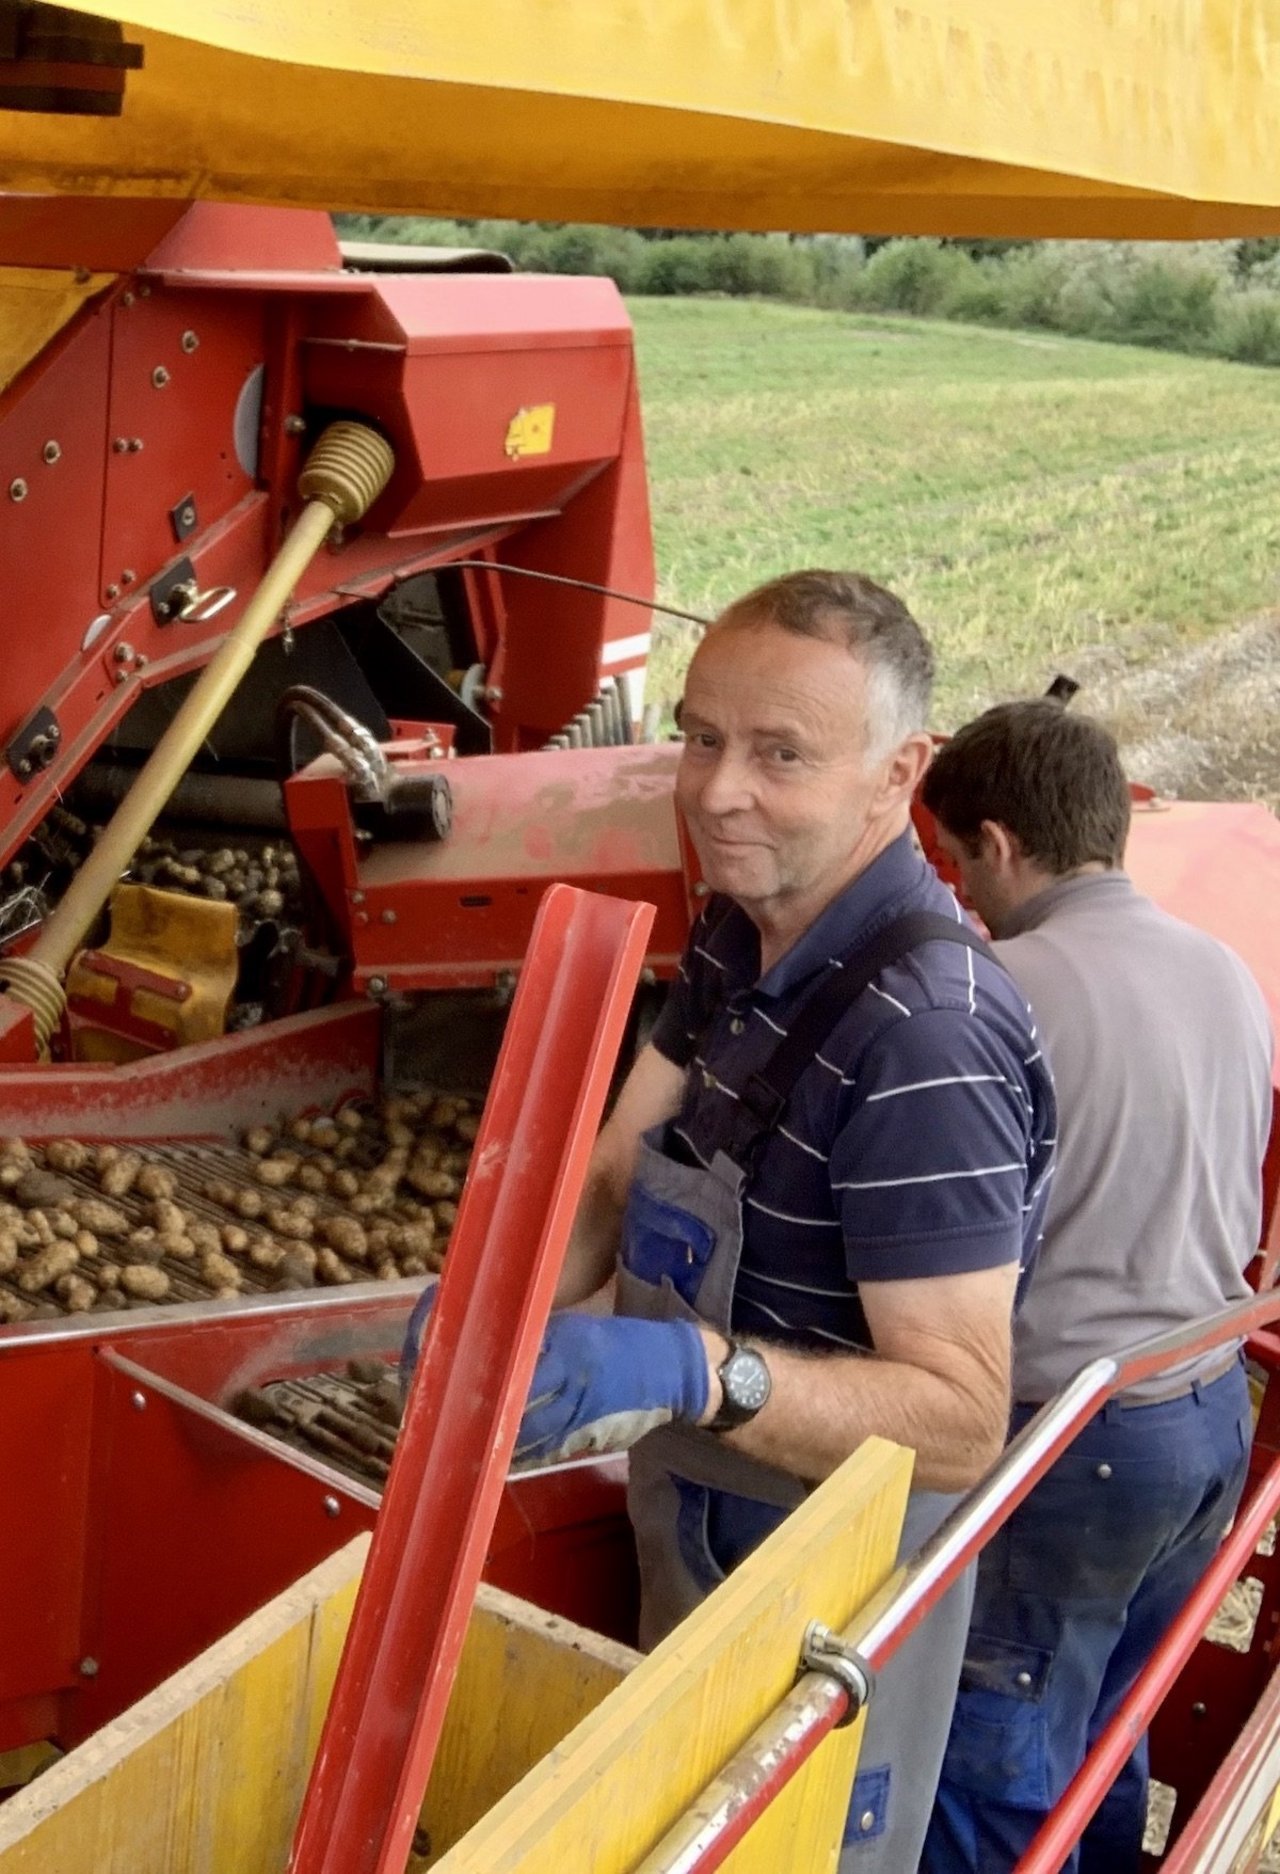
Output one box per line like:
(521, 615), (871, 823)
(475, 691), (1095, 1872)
(735, 910), (996, 1145)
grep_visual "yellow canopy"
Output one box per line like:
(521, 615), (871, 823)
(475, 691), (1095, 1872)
(2, 1), (1280, 237)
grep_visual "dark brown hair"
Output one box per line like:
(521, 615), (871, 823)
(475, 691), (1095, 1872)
(922, 699), (1130, 872)
(716, 570), (934, 753)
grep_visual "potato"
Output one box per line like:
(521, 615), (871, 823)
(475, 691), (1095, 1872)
(0, 1231), (18, 1275)
(335, 1106), (364, 1134)
(120, 1264), (171, 1300)
(221, 1224), (250, 1254)
(203, 1177), (238, 1208)
(93, 1143), (121, 1172)
(243, 1126), (275, 1157)
(95, 1287), (126, 1312)
(428, 1097), (463, 1129)
(248, 1239), (286, 1271)
(186, 1219), (222, 1255)
(74, 1229), (98, 1258)
(433, 1200), (458, 1231)
(92, 1262), (121, 1291)
(14, 1169), (74, 1209)
(350, 1191), (391, 1217)
(373, 1259), (400, 1281)
(0, 1164), (23, 1191)
(127, 1227), (164, 1263)
(49, 1208), (79, 1241)
(199, 1250), (241, 1290)
(287, 1116), (313, 1144)
(453, 1112), (480, 1144)
(136, 1164), (177, 1201)
(309, 1121), (340, 1152)
(385, 1119), (415, 1150)
(150, 1198), (186, 1237)
(45, 1139), (90, 1174)
(26, 1210), (54, 1246)
(0, 1293), (34, 1323)
(18, 1242), (78, 1291)
(277, 1248), (316, 1287)
(291, 1194), (319, 1220)
(332, 1137), (358, 1162)
(297, 1163), (328, 1194)
(391, 1222), (436, 1260)
(233, 1187), (264, 1220)
(0, 1137), (31, 1164)
(73, 1198), (129, 1237)
(266, 1206), (313, 1241)
(315, 1247), (353, 1285)
(329, 1169), (360, 1200)
(321, 1216), (368, 1262)
(157, 1233), (196, 1263)
(256, 1157), (296, 1188)
(408, 1168), (459, 1200)
(100, 1152), (142, 1197)
(56, 1274), (96, 1313)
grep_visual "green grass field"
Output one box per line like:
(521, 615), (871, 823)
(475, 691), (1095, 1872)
(630, 298), (1280, 728)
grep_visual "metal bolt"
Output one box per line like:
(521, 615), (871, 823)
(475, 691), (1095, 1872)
(322, 1495), (340, 1518)
(114, 643), (133, 662)
(179, 504), (196, 530)
(859, 1811), (876, 1834)
(127, 437), (143, 453)
(42, 440), (61, 465)
(1015, 1670), (1033, 1688)
(180, 329), (199, 353)
(47, 724), (59, 743)
(1191, 1700), (1208, 1719)
(105, 585), (120, 602)
(368, 976), (387, 995)
(9, 477), (27, 502)
(130, 1390), (146, 1411)
(350, 890), (365, 905)
(78, 1656), (100, 1678)
(121, 290), (134, 307)
(283, 414), (306, 436)
(1096, 1463), (1113, 1480)
(15, 758), (31, 779)
(380, 908), (397, 925)
(115, 669), (129, 685)
(151, 365), (170, 389)
(640, 967), (657, 987)
(484, 686), (504, 706)
(730, 1017), (745, 1035)
(692, 880), (711, 898)
(112, 437), (129, 453)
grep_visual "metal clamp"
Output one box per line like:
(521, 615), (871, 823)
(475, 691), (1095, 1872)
(799, 1621), (876, 1728)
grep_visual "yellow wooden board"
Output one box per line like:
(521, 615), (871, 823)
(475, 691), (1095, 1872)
(0, 1538), (635, 1874)
(432, 1435), (912, 1874)
(3, 4), (1280, 236)
(0, 268), (114, 397)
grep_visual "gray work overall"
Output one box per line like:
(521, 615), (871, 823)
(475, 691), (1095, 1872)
(615, 911), (990, 1869)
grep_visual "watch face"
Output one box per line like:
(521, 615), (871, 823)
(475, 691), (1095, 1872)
(723, 1348), (771, 1413)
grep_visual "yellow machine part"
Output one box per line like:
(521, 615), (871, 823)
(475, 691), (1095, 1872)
(65, 884), (239, 1064)
(3, 2), (1280, 237)
(0, 268), (114, 396)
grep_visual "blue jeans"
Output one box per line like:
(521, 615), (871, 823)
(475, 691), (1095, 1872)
(923, 1359), (1252, 1874)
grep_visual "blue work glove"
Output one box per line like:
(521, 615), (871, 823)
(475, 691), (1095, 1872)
(399, 1281), (438, 1401)
(517, 1313), (710, 1463)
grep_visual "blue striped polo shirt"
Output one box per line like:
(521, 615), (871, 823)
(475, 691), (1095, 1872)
(650, 831), (1058, 1353)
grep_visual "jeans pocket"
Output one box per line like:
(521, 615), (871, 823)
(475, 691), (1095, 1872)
(621, 1184), (717, 1308)
(941, 1632), (1053, 1809)
(1003, 1451), (1168, 1600)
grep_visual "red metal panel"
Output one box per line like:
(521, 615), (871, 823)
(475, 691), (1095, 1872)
(0, 1001), (379, 1136)
(0, 197), (187, 271)
(288, 882), (654, 1874)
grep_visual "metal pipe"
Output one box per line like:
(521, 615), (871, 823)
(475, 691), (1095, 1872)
(640, 1290), (1280, 1874)
(1015, 1457), (1280, 1874)
(1, 423), (393, 1051)
(75, 763), (289, 830)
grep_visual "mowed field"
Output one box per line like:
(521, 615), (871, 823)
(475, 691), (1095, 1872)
(630, 298), (1280, 802)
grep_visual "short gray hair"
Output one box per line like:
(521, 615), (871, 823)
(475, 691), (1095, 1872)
(715, 569), (934, 761)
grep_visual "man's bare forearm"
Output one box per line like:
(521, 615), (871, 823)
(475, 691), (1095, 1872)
(696, 1327), (1010, 1493)
(555, 1167), (624, 1305)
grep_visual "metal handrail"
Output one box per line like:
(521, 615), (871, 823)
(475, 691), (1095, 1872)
(641, 1287), (1280, 1874)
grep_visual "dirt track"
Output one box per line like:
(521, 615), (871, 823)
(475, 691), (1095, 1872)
(1075, 610), (1280, 810)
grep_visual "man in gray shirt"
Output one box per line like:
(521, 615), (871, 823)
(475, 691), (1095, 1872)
(918, 700), (1272, 1874)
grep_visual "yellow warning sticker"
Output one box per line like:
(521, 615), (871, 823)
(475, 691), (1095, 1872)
(504, 403), (555, 458)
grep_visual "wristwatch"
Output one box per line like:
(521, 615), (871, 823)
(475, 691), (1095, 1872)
(708, 1338), (772, 1433)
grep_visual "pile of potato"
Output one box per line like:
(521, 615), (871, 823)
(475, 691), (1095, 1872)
(0, 1091), (479, 1321)
(130, 833), (304, 929)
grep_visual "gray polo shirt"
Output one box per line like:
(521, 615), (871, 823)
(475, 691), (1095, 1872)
(997, 871), (1273, 1403)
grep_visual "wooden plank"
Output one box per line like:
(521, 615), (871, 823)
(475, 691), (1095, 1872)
(420, 1589), (639, 1863)
(432, 1436), (912, 1874)
(0, 1539), (634, 1874)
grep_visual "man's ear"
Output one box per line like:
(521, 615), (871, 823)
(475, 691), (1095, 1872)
(978, 819), (1021, 868)
(885, 732), (935, 803)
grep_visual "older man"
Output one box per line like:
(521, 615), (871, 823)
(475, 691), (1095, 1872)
(407, 571), (1056, 1868)
(920, 700), (1271, 1874)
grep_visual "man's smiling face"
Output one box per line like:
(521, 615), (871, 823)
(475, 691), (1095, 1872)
(675, 618), (913, 940)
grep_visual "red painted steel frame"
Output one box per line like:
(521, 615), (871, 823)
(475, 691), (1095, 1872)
(288, 881), (654, 1874)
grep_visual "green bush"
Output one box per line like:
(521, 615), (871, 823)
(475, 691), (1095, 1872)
(1214, 290), (1280, 365)
(852, 239), (976, 315)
